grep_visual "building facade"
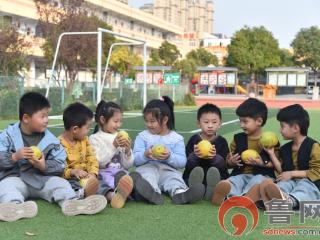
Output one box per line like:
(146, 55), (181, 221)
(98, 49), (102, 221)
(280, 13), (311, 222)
(140, 0), (214, 34)
(0, 0), (221, 86)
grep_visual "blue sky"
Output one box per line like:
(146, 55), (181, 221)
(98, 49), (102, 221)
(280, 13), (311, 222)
(128, 0), (320, 48)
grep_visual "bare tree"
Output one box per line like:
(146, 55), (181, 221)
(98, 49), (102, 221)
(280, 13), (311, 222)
(34, 0), (115, 92)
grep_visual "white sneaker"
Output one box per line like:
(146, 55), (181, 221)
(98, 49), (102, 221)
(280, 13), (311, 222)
(62, 195), (107, 216)
(0, 201), (38, 222)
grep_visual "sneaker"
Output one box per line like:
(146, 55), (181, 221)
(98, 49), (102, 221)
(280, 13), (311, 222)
(114, 170), (127, 187)
(83, 176), (99, 197)
(188, 167), (204, 187)
(244, 184), (261, 204)
(62, 195), (107, 216)
(204, 167), (221, 201)
(111, 175), (134, 209)
(172, 183), (205, 204)
(0, 201), (38, 222)
(130, 172), (164, 205)
(211, 180), (231, 205)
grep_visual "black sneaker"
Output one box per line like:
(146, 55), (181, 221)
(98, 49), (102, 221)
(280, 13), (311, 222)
(172, 183), (205, 205)
(130, 172), (164, 205)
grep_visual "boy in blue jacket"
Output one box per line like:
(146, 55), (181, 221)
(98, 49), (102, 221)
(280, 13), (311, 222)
(0, 92), (106, 222)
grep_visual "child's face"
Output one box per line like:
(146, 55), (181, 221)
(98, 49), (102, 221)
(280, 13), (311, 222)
(73, 119), (92, 141)
(103, 111), (122, 134)
(22, 107), (49, 133)
(280, 122), (297, 140)
(144, 112), (167, 135)
(239, 116), (263, 136)
(198, 112), (221, 137)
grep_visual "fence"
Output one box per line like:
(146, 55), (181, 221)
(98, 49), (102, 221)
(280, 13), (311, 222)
(0, 76), (190, 118)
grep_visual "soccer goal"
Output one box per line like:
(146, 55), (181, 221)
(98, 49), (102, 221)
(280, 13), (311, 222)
(45, 27), (148, 107)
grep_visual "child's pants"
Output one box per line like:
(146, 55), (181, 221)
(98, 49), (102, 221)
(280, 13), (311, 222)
(228, 174), (269, 197)
(99, 167), (129, 190)
(0, 176), (77, 206)
(136, 162), (188, 197)
(183, 154), (228, 185)
(277, 178), (320, 202)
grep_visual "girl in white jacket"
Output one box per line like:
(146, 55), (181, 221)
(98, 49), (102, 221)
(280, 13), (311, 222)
(89, 101), (133, 208)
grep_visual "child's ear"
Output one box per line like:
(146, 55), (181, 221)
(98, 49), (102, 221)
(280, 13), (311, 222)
(256, 117), (263, 126)
(197, 120), (201, 128)
(292, 123), (300, 133)
(21, 114), (31, 124)
(162, 116), (169, 125)
(99, 116), (106, 125)
(218, 120), (222, 128)
(72, 126), (79, 133)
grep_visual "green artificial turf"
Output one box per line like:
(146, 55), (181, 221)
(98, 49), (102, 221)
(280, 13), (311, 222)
(1, 108), (320, 239)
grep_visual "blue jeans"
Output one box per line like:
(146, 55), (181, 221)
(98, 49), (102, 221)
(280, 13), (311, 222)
(277, 178), (320, 201)
(228, 174), (270, 197)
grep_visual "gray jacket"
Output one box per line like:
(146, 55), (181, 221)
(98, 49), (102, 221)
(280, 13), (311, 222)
(0, 122), (66, 189)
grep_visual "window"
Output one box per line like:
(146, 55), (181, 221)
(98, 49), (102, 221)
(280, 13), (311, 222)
(0, 15), (12, 29)
(130, 21), (134, 30)
(151, 28), (155, 36)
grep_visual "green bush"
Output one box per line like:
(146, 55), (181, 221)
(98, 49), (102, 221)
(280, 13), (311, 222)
(0, 89), (19, 119)
(183, 92), (196, 106)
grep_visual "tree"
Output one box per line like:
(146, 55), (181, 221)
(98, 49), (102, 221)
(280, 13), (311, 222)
(148, 49), (162, 66)
(226, 26), (281, 75)
(279, 49), (295, 67)
(110, 46), (142, 77)
(175, 58), (197, 80)
(186, 48), (218, 66)
(0, 25), (30, 76)
(34, 0), (115, 91)
(291, 26), (320, 84)
(158, 40), (181, 66)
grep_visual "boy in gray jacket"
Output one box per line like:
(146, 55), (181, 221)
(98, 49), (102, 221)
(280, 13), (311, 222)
(0, 92), (106, 222)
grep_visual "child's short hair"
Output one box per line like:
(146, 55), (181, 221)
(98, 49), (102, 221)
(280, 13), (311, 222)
(197, 103), (221, 121)
(19, 92), (50, 120)
(236, 98), (268, 126)
(63, 102), (93, 130)
(277, 104), (309, 136)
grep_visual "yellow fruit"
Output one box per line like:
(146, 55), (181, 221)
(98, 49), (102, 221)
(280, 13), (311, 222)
(79, 178), (88, 188)
(197, 140), (213, 159)
(241, 149), (260, 162)
(259, 131), (279, 148)
(118, 130), (130, 140)
(30, 146), (42, 160)
(151, 144), (167, 158)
